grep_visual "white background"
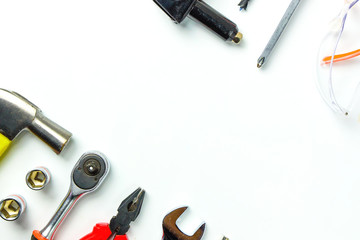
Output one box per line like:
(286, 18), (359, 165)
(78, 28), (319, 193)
(1, 0), (360, 239)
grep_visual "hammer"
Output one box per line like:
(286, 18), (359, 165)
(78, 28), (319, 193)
(0, 88), (72, 157)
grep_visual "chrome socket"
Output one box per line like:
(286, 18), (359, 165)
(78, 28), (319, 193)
(26, 167), (51, 190)
(0, 195), (26, 221)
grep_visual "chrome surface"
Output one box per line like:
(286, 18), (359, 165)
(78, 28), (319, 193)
(39, 152), (109, 240)
(0, 88), (72, 154)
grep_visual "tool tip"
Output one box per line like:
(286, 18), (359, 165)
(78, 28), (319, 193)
(232, 32), (243, 44)
(238, 0), (249, 11)
(118, 187), (146, 217)
(132, 188), (146, 206)
(257, 58), (265, 68)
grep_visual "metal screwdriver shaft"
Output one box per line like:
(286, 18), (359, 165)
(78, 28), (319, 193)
(257, 0), (301, 68)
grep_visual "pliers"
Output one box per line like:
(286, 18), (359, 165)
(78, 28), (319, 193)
(80, 188), (145, 240)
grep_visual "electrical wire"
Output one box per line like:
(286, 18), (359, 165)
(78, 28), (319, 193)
(316, 0), (359, 116)
(322, 48), (360, 64)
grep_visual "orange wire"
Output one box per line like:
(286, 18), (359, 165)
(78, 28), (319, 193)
(322, 48), (360, 64)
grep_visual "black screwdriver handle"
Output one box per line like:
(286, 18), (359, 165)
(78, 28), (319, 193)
(189, 1), (241, 42)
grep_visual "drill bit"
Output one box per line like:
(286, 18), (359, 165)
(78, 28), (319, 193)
(257, 0), (302, 68)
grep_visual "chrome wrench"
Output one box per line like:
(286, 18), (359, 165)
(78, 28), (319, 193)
(31, 151), (110, 240)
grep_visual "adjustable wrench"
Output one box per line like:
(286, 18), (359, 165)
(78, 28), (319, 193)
(31, 151), (110, 240)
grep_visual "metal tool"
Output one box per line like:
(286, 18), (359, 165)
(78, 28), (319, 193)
(257, 0), (301, 68)
(238, 0), (250, 11)
(0, 195), (26, 221)
(31, 151), (110, 240)
(154, 0), (243, 43)
(0, 88), (72, 158)
(162, 207), (206, 240)
(80, 188), (145, 240)
(26, 167), (51, 190)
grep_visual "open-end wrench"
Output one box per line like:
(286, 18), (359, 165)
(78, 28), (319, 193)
(31, 151), (110, 240)
(162, 207), (206, 240)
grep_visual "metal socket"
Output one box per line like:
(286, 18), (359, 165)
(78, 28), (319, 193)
(0, 195), (26, 221)
(26, 167), (51, 190)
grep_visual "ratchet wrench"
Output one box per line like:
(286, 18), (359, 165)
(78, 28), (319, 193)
(31, 151), (110, 240)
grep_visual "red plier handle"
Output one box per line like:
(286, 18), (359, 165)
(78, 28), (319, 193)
(80, 223), (128, 240)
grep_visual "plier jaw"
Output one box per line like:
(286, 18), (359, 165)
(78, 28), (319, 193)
(110, 188), (146, 235)
(80, 188), (145, 240)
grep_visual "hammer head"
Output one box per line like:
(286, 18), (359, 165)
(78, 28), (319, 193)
(162, 207), (206, 240)
(0, 88), (72, 156)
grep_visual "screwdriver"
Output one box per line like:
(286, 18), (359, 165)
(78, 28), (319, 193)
(238, 0), (250, 11)
(257, 0), (302, 68)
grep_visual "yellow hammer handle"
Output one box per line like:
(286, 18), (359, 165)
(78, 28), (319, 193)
(0, 133), (11, 157)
